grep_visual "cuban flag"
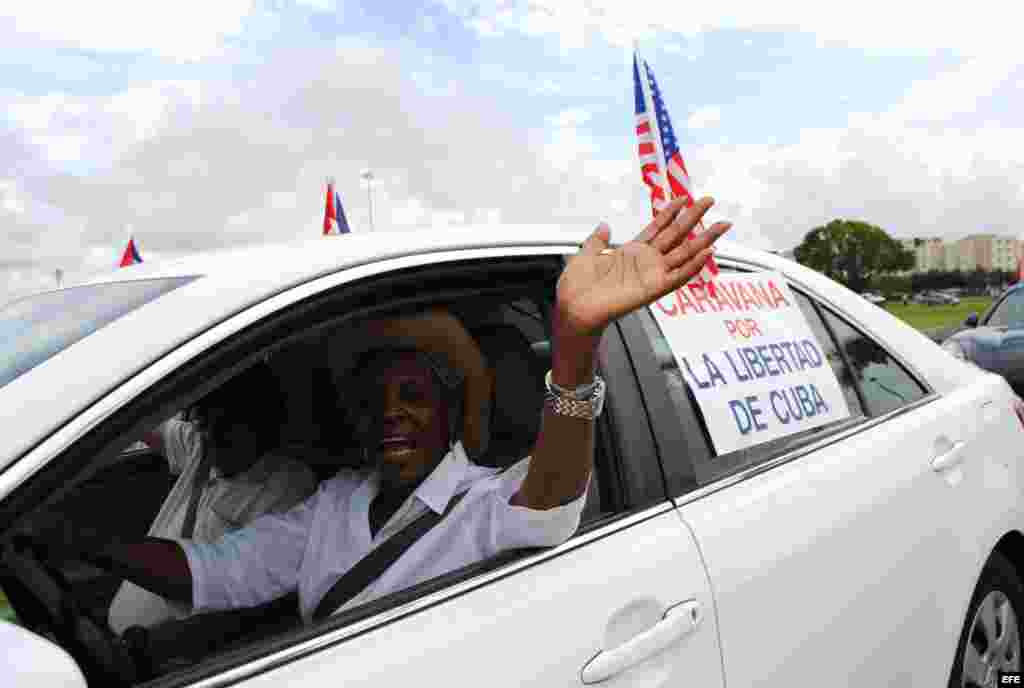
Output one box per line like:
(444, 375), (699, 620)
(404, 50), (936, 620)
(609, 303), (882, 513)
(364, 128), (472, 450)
(119, 236), (143, 267)
(323, 178), (351, 235)
(634, 51), (719, 293)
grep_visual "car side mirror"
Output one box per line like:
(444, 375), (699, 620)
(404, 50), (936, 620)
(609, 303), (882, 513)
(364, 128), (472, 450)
(964, 312), (979, 328)
(0, 621), (87, 687)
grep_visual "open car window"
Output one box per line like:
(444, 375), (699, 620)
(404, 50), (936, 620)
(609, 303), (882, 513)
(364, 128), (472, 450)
(0, 257), (623, 687)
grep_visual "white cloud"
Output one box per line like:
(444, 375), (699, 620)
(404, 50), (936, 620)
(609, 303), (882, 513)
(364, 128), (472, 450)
(0, 180), (26, 215)
(543, 109), (601, 172)
(546, 107), (593, 128)
(0, 43), (611, 300)
(295, 0), (336, 10)
(687, 105), (722, 130)
(1, 1), (254, 60)
(890, 55), (1019, 124)
(6, 81), (203, 165)
(443, 0), (1023, 58)
(6, 12), (1024, 303)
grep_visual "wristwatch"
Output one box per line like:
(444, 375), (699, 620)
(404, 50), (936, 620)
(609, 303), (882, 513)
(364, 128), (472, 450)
(544, 370), (607, 420)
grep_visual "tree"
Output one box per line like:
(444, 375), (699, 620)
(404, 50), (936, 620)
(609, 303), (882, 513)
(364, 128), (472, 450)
(793, 219), (915, 292)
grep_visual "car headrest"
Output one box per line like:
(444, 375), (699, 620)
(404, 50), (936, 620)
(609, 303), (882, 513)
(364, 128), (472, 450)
(266, 341), (327, 447)
(472, 324), (545, 468)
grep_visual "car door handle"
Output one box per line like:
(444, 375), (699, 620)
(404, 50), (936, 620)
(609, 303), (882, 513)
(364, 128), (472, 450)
(931, 440), (966, 472)
(580, 600), (701, 685)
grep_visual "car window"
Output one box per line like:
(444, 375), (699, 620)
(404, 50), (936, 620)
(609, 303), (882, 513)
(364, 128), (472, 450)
(986, 289), (1024, 328)
(635, 287), (865, 486)
(0, 277), (195, 389)
(0, 263), (625, 686)
(817, 308), (928, 416)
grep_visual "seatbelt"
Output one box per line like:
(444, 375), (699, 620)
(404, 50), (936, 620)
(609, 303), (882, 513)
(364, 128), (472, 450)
(313, 489), (468, 621)
(179, 453), (213, 539)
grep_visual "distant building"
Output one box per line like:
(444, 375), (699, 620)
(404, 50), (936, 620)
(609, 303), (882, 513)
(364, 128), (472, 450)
(898, 234), (1023, 273)
(899, 238), (946, 273)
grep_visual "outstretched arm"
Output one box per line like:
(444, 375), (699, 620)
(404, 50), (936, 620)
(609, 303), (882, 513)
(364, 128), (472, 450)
(512, 196), (731, 510)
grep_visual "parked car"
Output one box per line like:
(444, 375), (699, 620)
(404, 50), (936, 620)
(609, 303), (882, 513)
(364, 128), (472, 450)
(944, 282), (1024, 395)
(912, 292), (940, 305)
(913, 291), (960, 306)
(861, 291), (886, 305)
(2, 229), (1023, 688)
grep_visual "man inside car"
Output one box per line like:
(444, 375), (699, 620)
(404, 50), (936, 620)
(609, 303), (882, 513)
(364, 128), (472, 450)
(105, 362), (317, 633)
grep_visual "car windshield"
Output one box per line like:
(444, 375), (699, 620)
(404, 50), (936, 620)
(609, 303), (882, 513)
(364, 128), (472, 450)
(0, 277), (195, 389)
(986, 290), (1024, 328)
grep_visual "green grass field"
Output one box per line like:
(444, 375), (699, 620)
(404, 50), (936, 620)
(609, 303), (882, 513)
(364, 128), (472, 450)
(883, 296), (992, 334)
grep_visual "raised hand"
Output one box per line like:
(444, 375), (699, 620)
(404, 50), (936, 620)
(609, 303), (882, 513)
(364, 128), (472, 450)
(555, 196), (731, 337)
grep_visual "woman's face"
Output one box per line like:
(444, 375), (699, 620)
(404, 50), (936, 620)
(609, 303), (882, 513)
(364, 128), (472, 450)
(357, 352), (451, 488)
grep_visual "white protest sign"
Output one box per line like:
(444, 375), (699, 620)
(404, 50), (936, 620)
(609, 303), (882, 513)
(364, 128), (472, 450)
(649, 271), (850, 455)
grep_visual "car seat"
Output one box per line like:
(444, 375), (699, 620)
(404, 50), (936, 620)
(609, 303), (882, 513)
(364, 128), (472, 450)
(474, 327), (604, 522)
(471, 324), (545, 469)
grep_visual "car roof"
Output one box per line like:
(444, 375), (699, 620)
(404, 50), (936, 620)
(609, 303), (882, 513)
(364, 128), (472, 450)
(81, 226), (584, 289)
(0, 227), (589, 470)
(0, 226), (970, 474)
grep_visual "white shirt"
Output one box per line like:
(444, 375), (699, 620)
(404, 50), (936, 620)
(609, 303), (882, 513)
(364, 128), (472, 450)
(108, 419), (317, 634)
(183, 442), (586, 624)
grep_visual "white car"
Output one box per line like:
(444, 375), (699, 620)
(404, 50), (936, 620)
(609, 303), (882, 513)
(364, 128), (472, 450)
(1, 229), (1023, 688)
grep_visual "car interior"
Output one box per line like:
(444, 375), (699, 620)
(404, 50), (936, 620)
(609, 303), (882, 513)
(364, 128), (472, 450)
(0, 288), (615, 687)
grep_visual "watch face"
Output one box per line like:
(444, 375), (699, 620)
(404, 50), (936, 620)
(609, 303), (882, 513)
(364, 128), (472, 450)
(546, 370), (601, 400)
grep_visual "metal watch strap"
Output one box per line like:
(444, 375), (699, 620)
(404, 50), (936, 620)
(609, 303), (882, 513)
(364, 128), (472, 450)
(544, 371), (606, 420)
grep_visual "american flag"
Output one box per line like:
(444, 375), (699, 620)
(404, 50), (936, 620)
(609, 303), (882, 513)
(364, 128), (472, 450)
(634, 53), (719, 289)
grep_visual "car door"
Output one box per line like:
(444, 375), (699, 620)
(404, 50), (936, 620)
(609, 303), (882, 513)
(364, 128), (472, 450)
(621, 270), (1019, 687)
(0, 250), (724, 688)
(228, 319), (724, 688)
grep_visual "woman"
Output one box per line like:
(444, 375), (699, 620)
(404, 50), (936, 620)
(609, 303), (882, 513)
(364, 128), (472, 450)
(59, 196), (730, 624)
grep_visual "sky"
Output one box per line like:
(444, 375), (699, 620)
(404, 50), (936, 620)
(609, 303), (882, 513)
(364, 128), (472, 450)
(2, 0), (1023, 303)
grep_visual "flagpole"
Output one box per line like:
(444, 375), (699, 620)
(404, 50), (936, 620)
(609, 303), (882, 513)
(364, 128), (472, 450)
(635, 42), (712, 241)
(634, 42), (716, 295)
(361, 169), (375, 231)
(634, 41), (672, 212)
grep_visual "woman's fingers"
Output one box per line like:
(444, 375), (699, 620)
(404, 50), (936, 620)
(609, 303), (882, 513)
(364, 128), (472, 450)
(663, 221), (731, 270)
(578, 222), (612, 257)
(634, 196), (689, 244)
(667, 247), (717, 286)
(650, 197), (714, 254)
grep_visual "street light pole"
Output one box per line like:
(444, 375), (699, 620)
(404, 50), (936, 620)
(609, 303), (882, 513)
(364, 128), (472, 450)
(360, 169), (375, 231)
